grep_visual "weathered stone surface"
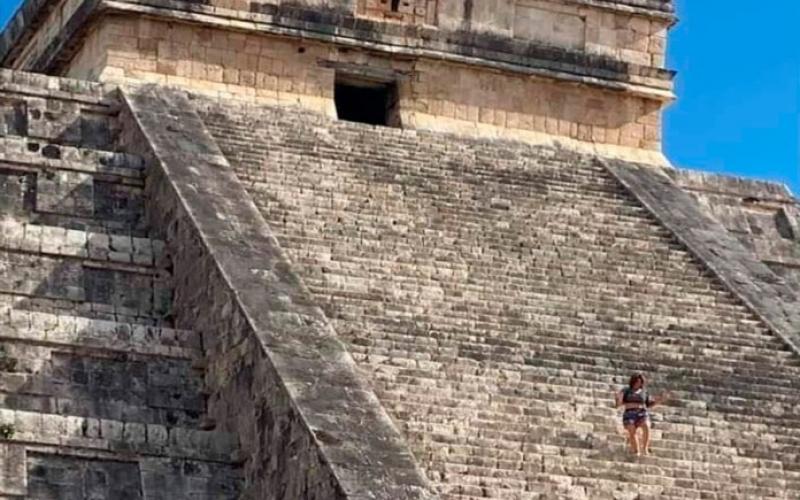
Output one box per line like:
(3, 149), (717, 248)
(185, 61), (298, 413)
(669, 168), (800, 292)
(0, 444), (25, 496)
(0, 70), (243, 499)
(26, 453), (142, 500)
(605, 160), (800, 355)
(199, 97), (800, 499)
(3, 0), (676, 79)
(0, 0), (674, 152)
(0, 14), (796, 496)
(121, 85), (436, 500)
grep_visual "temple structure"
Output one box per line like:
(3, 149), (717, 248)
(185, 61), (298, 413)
(0, 0), (797, 498)
(1, 0), (677, 161)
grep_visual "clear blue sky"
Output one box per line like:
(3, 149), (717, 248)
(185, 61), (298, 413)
(0, 1), (797, 194)
(666, 0), (799, 195)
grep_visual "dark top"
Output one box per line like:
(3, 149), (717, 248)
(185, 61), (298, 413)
(622, 388), (654, 408)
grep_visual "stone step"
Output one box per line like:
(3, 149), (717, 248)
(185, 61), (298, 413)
(395, 400), (800, 459)
(289, 232), (709, 264)
(359, 324), (792, 367)
(521, 342), (800, 377)
(360, 313), (778, 349)
(375, 366), (800, 419)
(429, 449), (794, 495)
(334, 297), (765, 343)
(0, 82), (120, 151)
(514, 356), (800, 394)
(0, 220), (164, 267)
(386, 396), (800, 450)
(0, 408), (237, 463)
(401, 390), (800, 435)
(352, 329), (798, 374)
(0, 252), (171, 321)
(0, 136), (144, 179)
(316, 268), (745, 305)
(518, 363), (794, 399)
(23, 448), (241, 500)
(374, 320), (789, 366)
(358, 338), (800, 390)
(0, 140), (147, 233)
(235, 148), (612, 187)
(268, 191), (665, 230)
(306, 254), (754, 304)
(521, 323), (788, 356)
(0, 353), (204, 427)
(435, 460), (792, 499)
(203, 102), (800, 499)
(410, 418), (799, 464)
(0, 308), (196, 358)
(0, 294), (170, 327)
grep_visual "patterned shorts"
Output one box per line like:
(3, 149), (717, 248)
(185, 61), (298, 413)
(622, 409), (649, 427)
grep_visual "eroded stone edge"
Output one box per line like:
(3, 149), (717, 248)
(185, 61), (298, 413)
(119, 84), (438, 500)
(603, 159), (800, 357)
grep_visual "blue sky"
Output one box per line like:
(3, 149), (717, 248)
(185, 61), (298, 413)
(666, 0), (799, 195)
(0, 1), (798, 194)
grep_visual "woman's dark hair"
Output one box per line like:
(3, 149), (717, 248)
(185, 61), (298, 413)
(629, 373), (646, 388)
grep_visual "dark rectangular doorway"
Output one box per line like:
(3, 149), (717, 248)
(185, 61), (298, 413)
(334, 75), (400, 127)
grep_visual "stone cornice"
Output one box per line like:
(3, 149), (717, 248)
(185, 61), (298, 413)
(0, 0), (56, 67)
(525, 0), (677, 24)
(589, 0), (675, 16)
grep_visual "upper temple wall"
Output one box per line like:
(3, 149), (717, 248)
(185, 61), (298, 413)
(0, 0), (676, 157)
(442, 0), (670, 67)
(1, 0), (675, 74)
(191, 0), (674, 68)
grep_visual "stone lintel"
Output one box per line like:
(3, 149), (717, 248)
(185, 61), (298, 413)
(318, 60), (414, 82)
(121, 85), (437, 500)
(1, 0), (675, 101)
(604, 159), (800, 357)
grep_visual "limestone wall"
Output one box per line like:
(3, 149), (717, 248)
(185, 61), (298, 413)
(437, 0), (669, 66)
(0, 0), (675, 152)
(668, 169), (800, 290)
(142, 0), (672, 67)
(11, 0), (83, 69)
(65, 16), (664, 150)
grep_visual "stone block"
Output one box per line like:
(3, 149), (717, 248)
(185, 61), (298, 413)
(0, 444), (25, 496)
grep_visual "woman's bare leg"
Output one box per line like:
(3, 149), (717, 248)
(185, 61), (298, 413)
(625, 425), (639, 454)
(639, 422), (651, 455)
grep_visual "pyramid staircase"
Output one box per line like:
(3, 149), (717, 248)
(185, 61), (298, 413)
(199, 101), (800, 499)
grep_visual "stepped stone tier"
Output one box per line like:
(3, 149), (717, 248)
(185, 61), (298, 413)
(0, 72), (242, 498)
(0, 0), (797, 498)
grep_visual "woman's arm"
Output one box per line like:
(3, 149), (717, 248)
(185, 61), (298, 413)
(647, 391), (672, 409)
(614, 390), (624, 408)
